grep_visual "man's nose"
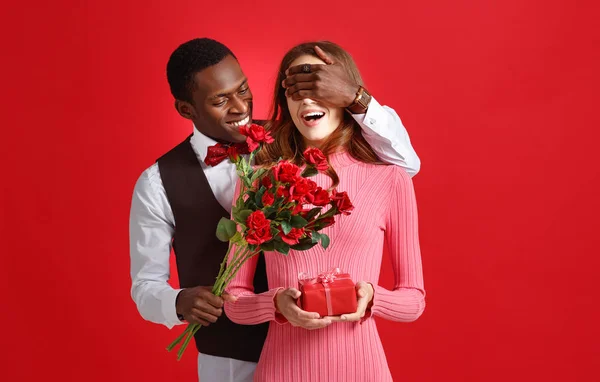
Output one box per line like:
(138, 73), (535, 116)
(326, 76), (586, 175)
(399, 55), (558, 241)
(230, 95), (249, 114)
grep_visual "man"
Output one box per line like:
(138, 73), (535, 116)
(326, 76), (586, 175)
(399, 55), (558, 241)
(129, 37), (420, 382)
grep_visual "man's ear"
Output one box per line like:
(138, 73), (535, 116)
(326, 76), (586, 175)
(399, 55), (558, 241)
(174, 99), (195, 120)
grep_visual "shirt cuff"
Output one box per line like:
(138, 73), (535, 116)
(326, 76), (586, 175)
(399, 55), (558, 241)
(161, 288), (184, 328)
(350, 97), (391, 137)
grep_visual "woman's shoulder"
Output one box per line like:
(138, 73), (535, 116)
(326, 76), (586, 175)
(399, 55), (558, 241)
(357, 162), (411, 178)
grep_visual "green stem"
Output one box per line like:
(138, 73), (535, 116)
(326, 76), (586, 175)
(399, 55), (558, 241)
(165, 325), (192, 352)
(176, 324), (199, 361)
(214, 241), (234, 288)
(213, 244), (249, 295)
(214, 246), (250, 295)
(222, 250), (260, 288)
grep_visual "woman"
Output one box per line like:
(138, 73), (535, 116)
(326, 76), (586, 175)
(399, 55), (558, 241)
(225, 41), (425, 382)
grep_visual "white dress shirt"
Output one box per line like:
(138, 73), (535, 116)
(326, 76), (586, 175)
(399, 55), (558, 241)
(129, 98), (420, 382)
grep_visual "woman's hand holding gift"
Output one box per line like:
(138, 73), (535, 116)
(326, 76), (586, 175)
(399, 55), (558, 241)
(275, 288), (333, 330)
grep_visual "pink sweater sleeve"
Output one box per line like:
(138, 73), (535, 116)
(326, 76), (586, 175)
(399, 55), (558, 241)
(370, 168), (426, 322)
(224, 179), (283, 325)
(224, 252), (283, 325)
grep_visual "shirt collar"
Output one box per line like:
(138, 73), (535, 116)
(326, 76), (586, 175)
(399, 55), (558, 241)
(190, 124), (218, 164)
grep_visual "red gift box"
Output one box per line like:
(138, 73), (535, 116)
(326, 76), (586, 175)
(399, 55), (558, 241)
(298, 268), (358, 317)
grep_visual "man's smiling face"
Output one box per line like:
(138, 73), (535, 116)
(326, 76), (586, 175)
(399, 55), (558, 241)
(188, 54), (253, 143)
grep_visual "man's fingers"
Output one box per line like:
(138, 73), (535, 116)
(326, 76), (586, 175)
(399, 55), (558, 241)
(193, 299), (223, 317)
(221, 291), (238, 303)
(286, 63), (326, 76)
(186, 314), (212, 326)
(285, 83), (314, 98)
(314, 45), (335, 65)
(191, 307), (220, 324)
(289, 90), (316, 101)
(282, 73), (318, 88)
(198, 290), (224, 308)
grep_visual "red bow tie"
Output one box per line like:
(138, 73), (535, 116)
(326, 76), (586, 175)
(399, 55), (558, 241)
(204, 142), (250, 166)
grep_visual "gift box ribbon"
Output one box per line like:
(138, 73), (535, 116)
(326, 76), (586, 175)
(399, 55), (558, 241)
(298, 268), (351, 316)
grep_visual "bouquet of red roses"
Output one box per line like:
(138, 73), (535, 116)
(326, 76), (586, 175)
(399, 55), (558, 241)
(166, 124), (354, 360)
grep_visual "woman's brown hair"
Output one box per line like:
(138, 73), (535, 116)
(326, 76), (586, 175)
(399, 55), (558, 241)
(256, 41), (382, 188)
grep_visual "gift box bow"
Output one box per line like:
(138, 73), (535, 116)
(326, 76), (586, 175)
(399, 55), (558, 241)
(298, 268), (353, 316)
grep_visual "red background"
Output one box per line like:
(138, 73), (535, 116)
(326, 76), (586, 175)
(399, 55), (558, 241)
(2, 0), (599, 381)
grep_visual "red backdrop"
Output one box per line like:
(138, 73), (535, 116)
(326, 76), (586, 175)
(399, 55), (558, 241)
(2, 0), (599, 381)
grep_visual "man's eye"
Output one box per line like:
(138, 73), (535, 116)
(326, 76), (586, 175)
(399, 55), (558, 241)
(214, 100), (227, 107)
(239, 88), (249, 95)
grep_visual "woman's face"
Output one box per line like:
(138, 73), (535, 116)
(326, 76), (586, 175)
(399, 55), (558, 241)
(286, 55), (345, 148)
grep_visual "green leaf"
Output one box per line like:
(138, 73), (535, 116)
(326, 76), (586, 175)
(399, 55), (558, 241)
(304, 207), (322, 221)
(235, 196), (244, 210)
(255, 186), (266, 208)
(216, 218), (237, 242)
(320, 233), (330, 249)
(260, 240), (276, 251)
(291, 237), (318, 251)
(236, 209), (252, 224)
(242, 176), (253, 188)
(280, 220), (292, 235)
(263, 206), (277, 219)
(301, 166), (318, 178)
(274, 240), (290, 255)
(277, 210), (292, 222)
(311, 231), (321, 244)
(290, 215), (308, 228)
(273, 195), (285, 209)
(250, 168), (268, 184)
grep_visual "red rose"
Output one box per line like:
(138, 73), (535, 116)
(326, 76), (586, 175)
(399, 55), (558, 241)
(262, 191), (275, 206)
(233, 142), (250, 155)
(246, 226), (273, 245)
(289, 178), (317, 203)
(276, 186), (290, 200)
(303, 147), (329, 172)
(311, 187), (330, 206)
(273, 161), (301, 183)
(227, 145), (240, 162)
(331, 190), (354, 215)
(292, 203), (304, 215)
(246, 210), (271, 230)
(261, 176), (272, 189)
(319, 216), (335, 228)
(239, 124), (274, 152)
(279, 227), (305, 245)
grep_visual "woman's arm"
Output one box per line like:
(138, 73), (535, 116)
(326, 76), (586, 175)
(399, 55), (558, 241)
(369, 167), (426, 322)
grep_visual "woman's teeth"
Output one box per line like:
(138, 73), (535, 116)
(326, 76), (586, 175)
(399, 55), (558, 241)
(303, 112), (325, 121)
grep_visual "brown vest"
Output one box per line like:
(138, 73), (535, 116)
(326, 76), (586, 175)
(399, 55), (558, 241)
(157, 135), (268, 363)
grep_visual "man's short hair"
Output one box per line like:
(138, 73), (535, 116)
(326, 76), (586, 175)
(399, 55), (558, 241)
(166, 38), (236, 103)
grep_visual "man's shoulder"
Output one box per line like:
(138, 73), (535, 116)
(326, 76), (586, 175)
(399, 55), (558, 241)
(134, 163), (163, 195)
(157, 135), (194, 164)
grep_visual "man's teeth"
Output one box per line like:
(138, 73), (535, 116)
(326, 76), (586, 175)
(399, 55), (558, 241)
(229, 116), (250, 127)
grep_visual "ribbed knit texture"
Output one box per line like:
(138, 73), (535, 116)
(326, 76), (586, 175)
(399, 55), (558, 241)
(225, 151), (425, 382)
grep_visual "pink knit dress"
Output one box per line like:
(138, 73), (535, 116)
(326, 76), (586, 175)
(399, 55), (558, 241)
(225, 152), (425, 382)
